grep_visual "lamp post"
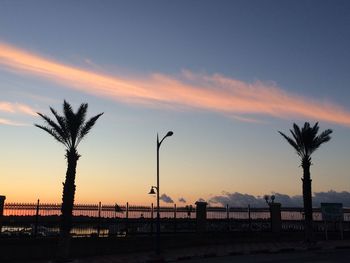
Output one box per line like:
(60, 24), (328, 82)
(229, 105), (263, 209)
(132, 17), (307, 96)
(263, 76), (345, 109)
(149, 131), (173, 255)
(264, 195), (275, 232)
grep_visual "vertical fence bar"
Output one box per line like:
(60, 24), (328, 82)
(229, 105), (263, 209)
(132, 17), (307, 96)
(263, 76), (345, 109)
(151, 203), (154, 236)
(248, 204), (251, 231)
(226, 204), (229, 219)
(34, 199), (40, 237)
(226, 204), (229, 231)
(126, 202), (129, 235)
(97, 201), (101, 237)
(174, 203), (177, 233)
(126, 202), (129, 219)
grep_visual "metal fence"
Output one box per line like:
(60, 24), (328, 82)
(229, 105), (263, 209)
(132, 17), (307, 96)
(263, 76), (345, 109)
(1, 202), (350, 237)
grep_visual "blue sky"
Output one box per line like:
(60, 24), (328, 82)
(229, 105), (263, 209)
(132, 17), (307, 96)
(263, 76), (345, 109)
(0, 1), (349, 206)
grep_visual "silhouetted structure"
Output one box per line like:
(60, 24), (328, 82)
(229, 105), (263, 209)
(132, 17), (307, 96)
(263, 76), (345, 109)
(279, 122), (332, 242)
(270, 203), (282, 233)
(35, 100), (103, 261)
(149, 131), (173, 256)
(195, 201), (208, 232)
(264, 195), (282, 233)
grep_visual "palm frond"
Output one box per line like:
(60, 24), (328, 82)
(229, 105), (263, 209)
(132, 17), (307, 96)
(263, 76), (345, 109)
(301, 122), (311, 156)
(36, 100), (103, 150)
(311, 122), (320, 137)
(279, 122), (332, 164)
(50, 107), (67, 131)
(290, 129), (303, 154)
(292, 123), (302, 141)
(77, 113), (104, 145)
(279, 131), (300, 154)
(73, 103), (88, 146)
(76, 103), (88, 125)
(34, 124), (69, 147)
(291, 123), (304, 152)
(63, 100), (78, 147)
(304, 122), (318, 155)
(49, 107), (70, 147)
(63, 100), (74, 117)
(36, 112), (69, 145)
(63, 100), (75, 129)
(311, 129), (333, 154)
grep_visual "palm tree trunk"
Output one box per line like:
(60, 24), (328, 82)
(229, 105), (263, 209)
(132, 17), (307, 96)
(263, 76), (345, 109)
(302, 162), (313, 242)
(57, 148), (79, 261)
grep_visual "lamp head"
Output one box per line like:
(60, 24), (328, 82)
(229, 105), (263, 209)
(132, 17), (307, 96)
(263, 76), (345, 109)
(166, 131), (173, 137)
(148, 187), (156, 195)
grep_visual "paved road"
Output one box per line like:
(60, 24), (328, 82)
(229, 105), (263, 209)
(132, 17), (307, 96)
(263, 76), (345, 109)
(11, 240), (350, 262)
(180, 248), (350, 263)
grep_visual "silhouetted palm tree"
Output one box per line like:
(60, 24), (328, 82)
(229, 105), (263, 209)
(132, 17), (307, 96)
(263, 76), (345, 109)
(35, 100), (103, 260)
(279, 122), (332, 242)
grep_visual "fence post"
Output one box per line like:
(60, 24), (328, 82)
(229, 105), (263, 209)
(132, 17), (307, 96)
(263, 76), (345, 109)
(126, 202), (129, 235)
(195, 201), (207, 232)
(248, 204), (251, 231)
(34, 199), (40, 237)
(174, 203), (177, 233)
(0, 195), (6, 234)
(97, 201), (101, 237)
(151, 203), (154, 236)
(226, 204), (229, 231)
(270, 203), (282, 233)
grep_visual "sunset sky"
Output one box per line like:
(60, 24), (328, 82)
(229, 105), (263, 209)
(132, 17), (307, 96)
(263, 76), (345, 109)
(1, 1), (349, 206)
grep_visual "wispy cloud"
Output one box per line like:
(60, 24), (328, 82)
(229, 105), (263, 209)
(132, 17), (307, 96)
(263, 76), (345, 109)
(0, 101), (36, 116)
(0, 118), (26, 126)
(1, 42), (350, 126)
(0, 101), (37, 126)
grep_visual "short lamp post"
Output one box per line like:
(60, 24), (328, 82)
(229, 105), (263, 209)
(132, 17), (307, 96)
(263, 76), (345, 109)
(149, 131), (173, 255)
(264, 195), (276, 232)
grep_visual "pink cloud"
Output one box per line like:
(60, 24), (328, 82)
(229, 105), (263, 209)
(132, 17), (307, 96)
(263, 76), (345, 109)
(0, 101), (36, 116)
(1, 42), (350, 126)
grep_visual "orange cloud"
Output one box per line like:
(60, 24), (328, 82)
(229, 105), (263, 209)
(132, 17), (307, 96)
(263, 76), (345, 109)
(1, 42), (350, 126)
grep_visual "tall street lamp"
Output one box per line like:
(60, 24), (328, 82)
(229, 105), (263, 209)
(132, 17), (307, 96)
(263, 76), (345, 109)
(149, 131), (173, 255)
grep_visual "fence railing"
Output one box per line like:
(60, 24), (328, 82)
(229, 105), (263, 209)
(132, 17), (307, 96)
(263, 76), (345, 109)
(1, 202), (350, 237)
(3, 202), (350, 220)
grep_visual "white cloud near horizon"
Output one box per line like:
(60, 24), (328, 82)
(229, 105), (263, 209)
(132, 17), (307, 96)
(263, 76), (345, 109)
(209, 191), (350, 207)
(178, 197), (187, 203)
(1, 42), (350, 126)
(160, 193), (174, 204)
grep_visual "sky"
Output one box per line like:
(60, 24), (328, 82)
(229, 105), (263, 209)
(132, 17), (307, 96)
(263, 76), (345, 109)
(1, 0), (350, 207)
